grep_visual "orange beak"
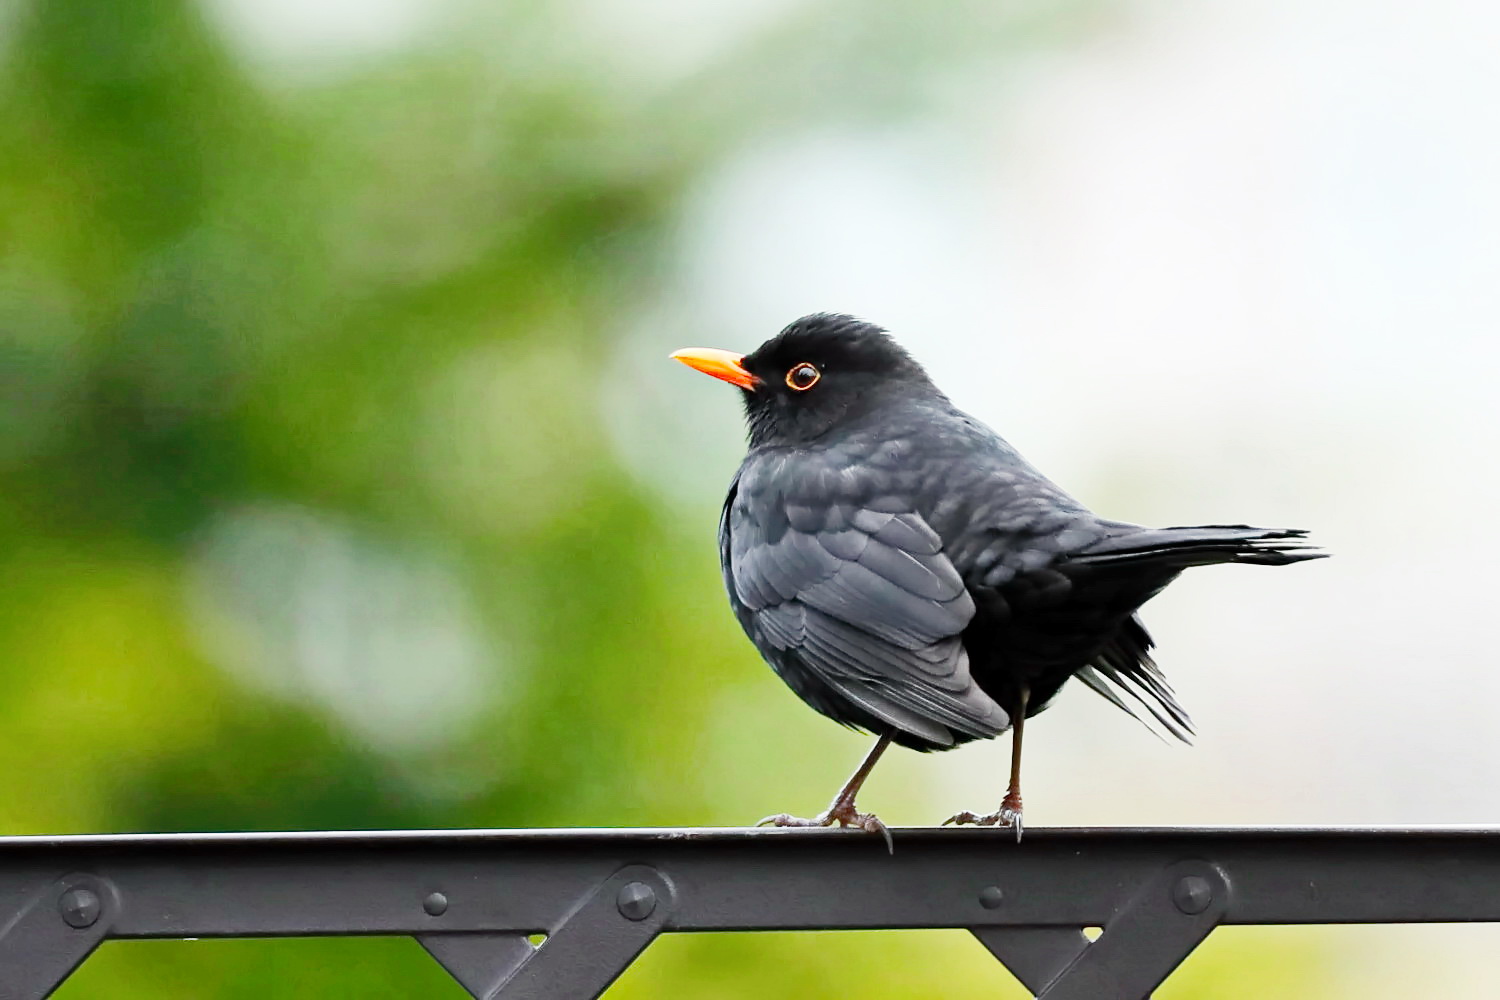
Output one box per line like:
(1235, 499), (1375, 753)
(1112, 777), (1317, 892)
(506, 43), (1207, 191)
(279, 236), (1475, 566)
(669, 347), (759, 390)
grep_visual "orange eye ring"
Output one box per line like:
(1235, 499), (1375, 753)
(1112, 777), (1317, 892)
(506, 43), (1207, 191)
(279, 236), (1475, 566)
(785, 363), (820, 391)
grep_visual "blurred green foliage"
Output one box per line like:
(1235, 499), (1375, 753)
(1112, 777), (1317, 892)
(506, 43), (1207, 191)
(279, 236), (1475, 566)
(0, 0), (1382, 994)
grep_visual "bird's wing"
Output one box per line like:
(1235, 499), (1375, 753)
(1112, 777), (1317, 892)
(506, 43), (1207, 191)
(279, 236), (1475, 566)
(724, 482), (1008, 746)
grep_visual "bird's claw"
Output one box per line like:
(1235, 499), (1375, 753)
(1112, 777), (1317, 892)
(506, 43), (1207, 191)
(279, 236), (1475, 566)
(941, 803), (1024, 842)
(756, 801), (893, 853)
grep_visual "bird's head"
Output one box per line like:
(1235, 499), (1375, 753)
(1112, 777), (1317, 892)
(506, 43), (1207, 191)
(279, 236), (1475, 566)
(671, 313), (938, 447)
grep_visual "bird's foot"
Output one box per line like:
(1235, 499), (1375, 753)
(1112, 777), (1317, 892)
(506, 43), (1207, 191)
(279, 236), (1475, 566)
(941, 795), (1024, 842)
(756, 797), (893, 853)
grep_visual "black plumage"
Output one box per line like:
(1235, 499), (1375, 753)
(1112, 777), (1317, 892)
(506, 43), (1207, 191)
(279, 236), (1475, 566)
(672, 313), (1323, 843)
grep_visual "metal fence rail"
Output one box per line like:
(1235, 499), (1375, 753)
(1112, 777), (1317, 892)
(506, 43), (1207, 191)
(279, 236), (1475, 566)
(2, 825), (1498, 999)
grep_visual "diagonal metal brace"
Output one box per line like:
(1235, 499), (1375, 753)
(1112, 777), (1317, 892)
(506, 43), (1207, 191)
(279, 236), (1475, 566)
(972, 926), (1091, 995)
(0, 873), (118, 1000)
(974, 860), (1229, 1000)
(417, 933), (536, 999)
(417, 865), (673, 1000)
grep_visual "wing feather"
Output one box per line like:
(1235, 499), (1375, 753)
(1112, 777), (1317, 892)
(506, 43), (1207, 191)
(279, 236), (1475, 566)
(725, 471), (1007, 746)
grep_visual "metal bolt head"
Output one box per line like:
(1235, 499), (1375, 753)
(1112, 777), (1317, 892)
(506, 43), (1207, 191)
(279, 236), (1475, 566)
(423, 892), (449, 916)
(1172, 875), (1213, 915)
(978, 886), (1005, 910)
(59, 887), (101, 928)
(616, 881), (657, 921)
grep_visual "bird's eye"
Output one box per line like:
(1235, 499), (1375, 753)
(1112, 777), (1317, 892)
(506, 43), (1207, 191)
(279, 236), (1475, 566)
(785, 363), (820, 391)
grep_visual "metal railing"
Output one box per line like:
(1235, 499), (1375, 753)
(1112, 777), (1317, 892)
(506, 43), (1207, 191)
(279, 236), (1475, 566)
(2, 826), (1498, 998)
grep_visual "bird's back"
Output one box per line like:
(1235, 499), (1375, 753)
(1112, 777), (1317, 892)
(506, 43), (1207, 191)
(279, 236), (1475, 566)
(825, 398), (1170, 712)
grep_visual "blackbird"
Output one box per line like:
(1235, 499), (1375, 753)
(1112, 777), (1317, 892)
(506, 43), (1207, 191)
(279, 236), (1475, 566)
(672, 313), (1323, 845)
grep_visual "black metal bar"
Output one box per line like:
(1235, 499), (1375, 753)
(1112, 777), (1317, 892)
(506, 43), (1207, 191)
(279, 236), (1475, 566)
(2, 826), (1499, 999)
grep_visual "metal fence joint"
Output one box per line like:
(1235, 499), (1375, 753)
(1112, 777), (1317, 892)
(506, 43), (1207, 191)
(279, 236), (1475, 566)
(0, 873), (118, 1000)
(417, 864), (673, 1000)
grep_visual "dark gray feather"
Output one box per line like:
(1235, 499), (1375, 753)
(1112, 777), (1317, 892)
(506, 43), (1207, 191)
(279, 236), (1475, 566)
(723, 463), (1008, 746)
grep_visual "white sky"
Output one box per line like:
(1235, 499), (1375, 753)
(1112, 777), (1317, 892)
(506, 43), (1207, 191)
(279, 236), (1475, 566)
(616, 1), (1500, 987)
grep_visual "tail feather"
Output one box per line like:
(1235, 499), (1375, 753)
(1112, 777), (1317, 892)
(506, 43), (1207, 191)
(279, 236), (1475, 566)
(1070, 523), (1323, 742)
(1075, 525), (1326, 570)
(1076, 617), (1193, 744)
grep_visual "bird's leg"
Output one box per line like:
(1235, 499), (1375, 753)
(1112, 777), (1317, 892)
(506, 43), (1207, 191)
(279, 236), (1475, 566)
(943, 685), (1029, 841)
(998, 701), (1027, 838)
(757, 731), (895, 852)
